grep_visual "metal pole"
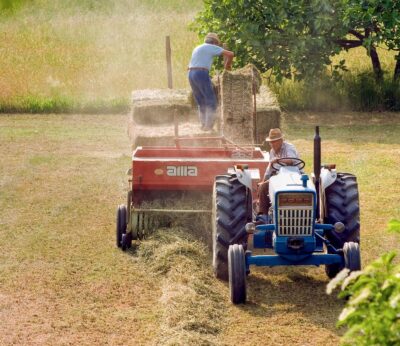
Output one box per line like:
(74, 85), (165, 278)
(166, 36), (173, 89)
(314, 126), (321, 219)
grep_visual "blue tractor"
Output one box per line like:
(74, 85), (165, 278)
(212, 127), (360, 304)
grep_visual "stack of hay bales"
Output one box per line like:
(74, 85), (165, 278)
(128, 66), (281, 149)
(220, 64), (280, 146)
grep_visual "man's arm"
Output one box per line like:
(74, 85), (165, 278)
(222, 49), (234, 70)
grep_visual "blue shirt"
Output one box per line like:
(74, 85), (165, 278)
(189, 43), (224, 71)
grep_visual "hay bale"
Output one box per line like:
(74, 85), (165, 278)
(255, 85), (281, 147)
(220, 65), (261, 145)
(131, 89), (194, 125)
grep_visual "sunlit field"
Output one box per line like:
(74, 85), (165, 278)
(0, 0), (201, 109)
(1, 0), (398, 112)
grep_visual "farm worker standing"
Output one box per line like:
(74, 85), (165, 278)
(188, 33), (234, 131)
(258, 128), (302, 215)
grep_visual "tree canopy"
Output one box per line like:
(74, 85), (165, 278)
(194, 0), (400, 81)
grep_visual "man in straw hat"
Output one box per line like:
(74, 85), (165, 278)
(188, 33), (234, 131)
(258, 128), (302, 215)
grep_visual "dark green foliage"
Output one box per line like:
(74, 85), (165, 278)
(194, 0), (345, 82)
(194, 0), (400, 81)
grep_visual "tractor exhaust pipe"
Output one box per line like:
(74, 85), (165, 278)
(314, 126), (321, 219)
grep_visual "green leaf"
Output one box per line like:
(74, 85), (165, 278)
(387, 219), (400, 234)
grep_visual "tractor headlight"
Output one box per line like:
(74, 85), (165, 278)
(334, 222), (345, 233)
(245, 222), (256, 234)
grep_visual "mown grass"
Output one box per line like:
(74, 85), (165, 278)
(0, 112), (399, 344)
(1, 0), (399, 113)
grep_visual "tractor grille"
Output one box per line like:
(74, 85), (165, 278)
(277, 208), (314, 236)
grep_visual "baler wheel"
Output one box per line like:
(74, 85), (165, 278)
(212, 174), (252, 281)
(126, 190), (132, 224)
(228, 244), (247, 304)
(116, 205), (127, 248)
(343, 242), (361, 271)
(324, 173), (360, 248)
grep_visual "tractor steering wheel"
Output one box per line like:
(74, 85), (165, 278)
(271, 157), (306, 171)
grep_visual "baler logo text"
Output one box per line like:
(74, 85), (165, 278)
(166, 166), (198, 177)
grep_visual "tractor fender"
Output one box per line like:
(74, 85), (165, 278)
(319, 167), (337, 219)
(235, 168), (253, 190)
(320, 167), (337, 191)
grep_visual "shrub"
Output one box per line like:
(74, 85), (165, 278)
(327, 219), (400, 345)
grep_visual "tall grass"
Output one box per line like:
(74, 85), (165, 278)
(0, 0), (202, 113)
(1, 0), (399, 113)
(273, 72), (400, 112)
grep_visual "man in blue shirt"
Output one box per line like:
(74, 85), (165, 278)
(188, 33), (234, 131)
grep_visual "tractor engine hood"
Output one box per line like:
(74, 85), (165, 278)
(269, 167), (316, 207)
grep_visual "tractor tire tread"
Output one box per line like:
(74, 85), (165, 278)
(324, 173), (360, 249)
(213, 174), (251, 281)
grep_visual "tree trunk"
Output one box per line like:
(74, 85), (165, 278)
(370, 46), (383, 81)
(394, 54), (400, 82)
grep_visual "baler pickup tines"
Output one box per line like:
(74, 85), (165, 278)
(133, 208), (212, 214)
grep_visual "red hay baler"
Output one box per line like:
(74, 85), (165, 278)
(116, 136), (269, 250)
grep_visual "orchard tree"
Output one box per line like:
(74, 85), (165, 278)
(194, 0), (400, 81)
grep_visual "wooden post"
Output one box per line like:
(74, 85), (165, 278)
(166, 36), (173, 89)
(252, 69), (257, 145)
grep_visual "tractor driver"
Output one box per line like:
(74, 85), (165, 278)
(188, 33), (234, 131)
(258, 128), (302, 215)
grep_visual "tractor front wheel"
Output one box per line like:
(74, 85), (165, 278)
(228, 244), (247, 304)
(116, 205), (127, 248)
(343, 242), (361, 271)
(212, 174), (252, 281)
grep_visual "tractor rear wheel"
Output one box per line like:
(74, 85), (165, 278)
(212, 174), (252, 281)
(324, 173), (360, 247)
(228, 244), (247, 304)
(343, 242), (361, 271)
(116, 205), (127, 248)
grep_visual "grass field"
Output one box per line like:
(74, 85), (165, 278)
(1, 0), (399, 112)
(1, 112), (399, 345)
(0, 0), (202, 111)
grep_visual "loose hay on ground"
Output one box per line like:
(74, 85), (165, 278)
(137, 229), (227, 345)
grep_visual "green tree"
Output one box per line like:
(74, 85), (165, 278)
(194, 0), (400, 81)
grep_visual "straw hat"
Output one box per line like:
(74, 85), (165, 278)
(266, 128), (284, 142)
(205, 32), (220, 45)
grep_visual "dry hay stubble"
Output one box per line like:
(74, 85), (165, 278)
(136, 228), (228, 345)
